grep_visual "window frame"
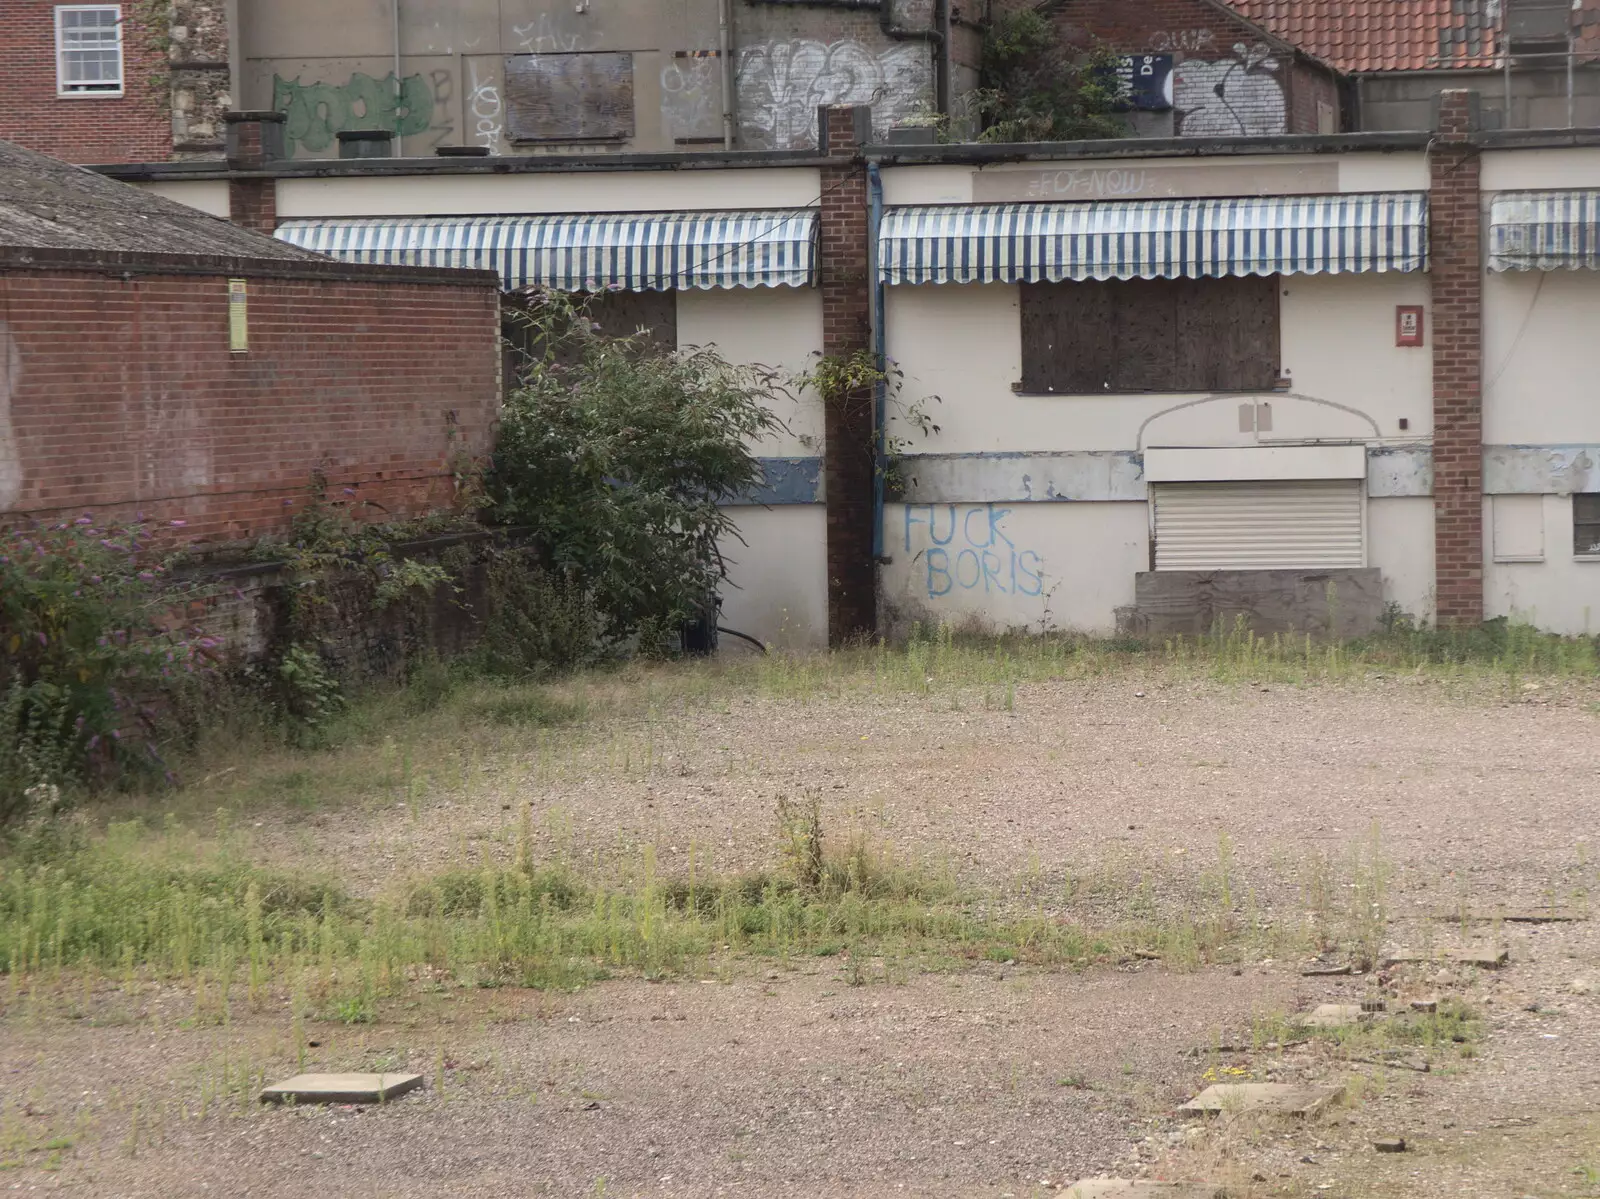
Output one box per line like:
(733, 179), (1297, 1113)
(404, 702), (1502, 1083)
(1573, 492), (1600, 559)
(55, 5), (125, 99)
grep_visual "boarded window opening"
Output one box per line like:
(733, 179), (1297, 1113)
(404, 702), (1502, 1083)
(505, 52), (635, 143)
(1018, 276), (1280, 394)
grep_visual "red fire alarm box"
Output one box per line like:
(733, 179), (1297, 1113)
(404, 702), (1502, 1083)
(1396, 305), (1424, 347)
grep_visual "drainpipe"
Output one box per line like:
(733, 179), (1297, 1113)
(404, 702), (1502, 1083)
(868, 161), (888, 562)
(392, 0), (403, 155)
(719, 0), (735, 149)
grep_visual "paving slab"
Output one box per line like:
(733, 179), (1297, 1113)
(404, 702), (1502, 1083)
(1382, 943), (1509, 969)
(1298, 1003), (1371, 1029)
(1063, 1182), (1224, 1198)
(1178, 1082), (1342, 1119)
(260, 1072), (424, 1105)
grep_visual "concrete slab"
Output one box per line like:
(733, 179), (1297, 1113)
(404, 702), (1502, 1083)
(1178, 1083), (1342, 1119)
(1298, 1003), (1371, 1029)
(1383, 943), (1508, 969)
(260, 1072), (423, 1105)
(1063, 1182), (1225, 1198)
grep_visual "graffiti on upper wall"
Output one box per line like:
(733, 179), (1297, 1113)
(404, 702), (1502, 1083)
(467, 59), (504, 151)
(272, 71), (437, 155)
(737, 39), (929, 150)
(512, 12), (591, 53)
(1149, 28), (1218, 53)
(662, 55), (722, 142)
(905, 505), (1043, 600)
(0, 323), (21, 511)
(1172, 44), (1285, 136)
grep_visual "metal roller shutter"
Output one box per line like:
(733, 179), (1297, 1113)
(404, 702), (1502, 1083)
(1152, 480), (1365, 571)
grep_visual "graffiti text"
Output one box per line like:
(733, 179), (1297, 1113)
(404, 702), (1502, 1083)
(905, 505), (1043, 599)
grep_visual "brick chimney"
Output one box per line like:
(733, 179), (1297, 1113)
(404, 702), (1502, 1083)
(224, 111), (285, 236)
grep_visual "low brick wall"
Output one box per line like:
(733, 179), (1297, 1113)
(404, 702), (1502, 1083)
(0, 252), (501, 546)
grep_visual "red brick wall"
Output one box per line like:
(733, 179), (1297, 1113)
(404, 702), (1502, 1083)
(1048, 0), (1344, 137)
(0, 266), (500, 544)
(819, 104), (877, 645)
(0, 1), (172, 164)
(1428, 91), (1484, 626)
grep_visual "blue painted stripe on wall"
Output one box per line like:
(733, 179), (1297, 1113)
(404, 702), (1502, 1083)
(728, 445), (1600, 506)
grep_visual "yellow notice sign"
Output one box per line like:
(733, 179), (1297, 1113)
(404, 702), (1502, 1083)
(228, 278), (248, 352)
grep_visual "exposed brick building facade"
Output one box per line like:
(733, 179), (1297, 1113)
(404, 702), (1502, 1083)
(1045, 0), (1346, 135)
(0, 1), (172, 163)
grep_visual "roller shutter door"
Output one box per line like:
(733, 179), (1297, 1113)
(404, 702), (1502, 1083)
(1152, 480), (1364, 571)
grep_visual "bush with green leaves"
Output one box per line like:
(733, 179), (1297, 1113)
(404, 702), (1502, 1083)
(488, 290), (785, 648)
(0, 516), (211, 822)
(973, 13), (1127, 143)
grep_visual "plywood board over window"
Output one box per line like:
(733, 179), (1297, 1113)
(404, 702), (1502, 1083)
(1019, 276), (1280, 394)
(505, 53), (635, 143)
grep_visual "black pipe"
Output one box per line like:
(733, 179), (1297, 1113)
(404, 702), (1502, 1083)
(717, 626), (770, 654)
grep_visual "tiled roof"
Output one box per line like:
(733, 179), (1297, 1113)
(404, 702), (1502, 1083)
(0, 137), (326, 260)
(1230, 1), (1600, 74)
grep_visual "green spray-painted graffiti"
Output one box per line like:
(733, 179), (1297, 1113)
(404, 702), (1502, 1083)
(272, 72), (433, 154)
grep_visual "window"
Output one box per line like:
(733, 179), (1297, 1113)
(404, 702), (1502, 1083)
(1018, 276), (1279, 394)
(1574, 493), (1600, 557)
(56, 6), (123, 97)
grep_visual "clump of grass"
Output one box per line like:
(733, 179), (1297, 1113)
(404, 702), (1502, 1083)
(465, 688), (585, 728)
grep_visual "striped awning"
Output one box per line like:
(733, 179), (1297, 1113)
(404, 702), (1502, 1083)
(274, 210), (818, 291)
(1489, 190), (1600, 271)
(878, 193), (1429, 285)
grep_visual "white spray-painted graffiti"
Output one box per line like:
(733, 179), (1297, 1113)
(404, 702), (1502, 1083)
(467, 59), (503, 151)
(512, 13), (589, 53)
(737, 39), (928, 150)
(661, 55), (721, 142)
(0, 323), (21, 510)
(904, 505), (1043, 600)
(1173, 44), (1285, 136)
(1149, 28), (1217, 53)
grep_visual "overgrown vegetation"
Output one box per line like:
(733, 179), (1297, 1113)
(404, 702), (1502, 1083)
(489, 291), (786, 651)
(0, 518), (212, 823)
(973, 12), (1128, 143)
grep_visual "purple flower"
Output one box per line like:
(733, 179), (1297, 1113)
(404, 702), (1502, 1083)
(35, 631), (47, 646)
(169, 519), (187, 528)
(342, 488), (356, 496)
(75, 516), (92, 525)
(138, 571), (154, 580)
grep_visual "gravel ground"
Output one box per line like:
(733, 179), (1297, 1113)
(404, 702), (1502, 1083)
(4, 669), (1599, 1195)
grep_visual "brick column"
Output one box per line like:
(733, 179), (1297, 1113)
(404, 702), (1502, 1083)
(224, 110), (284, 236)
(1428, 90), (1484, 627)
(818, 104), (877, 646)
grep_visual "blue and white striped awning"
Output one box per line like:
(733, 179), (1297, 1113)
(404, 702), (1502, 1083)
(274, 210), (818, 291)
(878, 193), (1429, 285)
(1489, 190), (1600, 271)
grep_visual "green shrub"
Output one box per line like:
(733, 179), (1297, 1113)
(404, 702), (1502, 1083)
(487, 291), (785, 648)
(0, 517), (211, 822)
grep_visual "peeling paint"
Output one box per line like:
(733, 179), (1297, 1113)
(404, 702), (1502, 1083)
(1366, 443), (1432, 497)
(899, 451), (1147, 503)
(1485, 444), (1600, 495)
(730, 456), (823, 506)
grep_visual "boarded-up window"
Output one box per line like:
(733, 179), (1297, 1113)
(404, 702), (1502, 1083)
(1018, 276), (1279, 394)
(505, 53), (635, 143)
(1574, 493), (1600, 556)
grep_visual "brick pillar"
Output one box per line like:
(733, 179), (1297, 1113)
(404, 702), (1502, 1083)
(224, 110), (284, 236)
(818, 104), (877, 646)
(1428, 90), (1484, 627)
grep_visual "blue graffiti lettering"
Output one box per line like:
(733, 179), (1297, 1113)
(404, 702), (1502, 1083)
(904, 504), (1044, 600)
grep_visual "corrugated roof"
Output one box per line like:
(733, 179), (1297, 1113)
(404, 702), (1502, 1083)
(1230, 0), (1600, 74)
(0, 137), (325, 261)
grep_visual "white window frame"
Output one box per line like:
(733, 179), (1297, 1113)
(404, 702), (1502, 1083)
(55, 5), (125, 99)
